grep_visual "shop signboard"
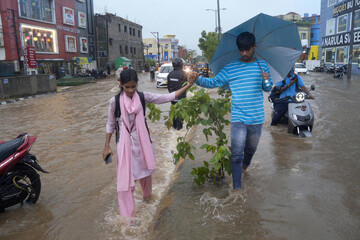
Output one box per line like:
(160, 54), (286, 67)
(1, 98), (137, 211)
(23, 46), (37, 68)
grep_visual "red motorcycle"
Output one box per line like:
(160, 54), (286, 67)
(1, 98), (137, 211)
(0, 133), (48, 212)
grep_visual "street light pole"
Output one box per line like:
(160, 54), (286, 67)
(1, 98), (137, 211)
(151, 31), (160, 67)
(206, 7), (226, 40)
(206, 9), (218, 33)
(217, 0), (221, 40)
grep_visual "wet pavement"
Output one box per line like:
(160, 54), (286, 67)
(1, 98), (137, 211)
(0, 72), (359, 240)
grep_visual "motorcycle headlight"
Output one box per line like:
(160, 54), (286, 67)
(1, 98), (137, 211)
(295, 92), (305, 102)
(292, 113), (298, 121)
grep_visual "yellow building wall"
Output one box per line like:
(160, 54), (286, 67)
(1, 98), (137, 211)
(308, 45), (319, 60)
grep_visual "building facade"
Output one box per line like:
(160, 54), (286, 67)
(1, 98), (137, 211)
(95, 13), (144, 71)
(0, 0), (96, 78)
(320, 0), (360, 74)
(143, 34), (179, 63)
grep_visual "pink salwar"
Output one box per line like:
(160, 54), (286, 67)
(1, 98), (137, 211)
(106, 91), (176, 217)
(117, 175), (152, 217)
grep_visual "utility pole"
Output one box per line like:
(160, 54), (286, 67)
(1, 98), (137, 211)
(206, 7), (226, 40)
(217, 0), (221, 40)
(151, 31), (160, 67)
(347, 0), (356, 80)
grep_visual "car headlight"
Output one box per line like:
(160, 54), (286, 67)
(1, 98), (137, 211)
(295, 92), (305, 102)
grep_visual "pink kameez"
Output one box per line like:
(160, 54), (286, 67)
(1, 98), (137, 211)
(106, 91), (176, 217)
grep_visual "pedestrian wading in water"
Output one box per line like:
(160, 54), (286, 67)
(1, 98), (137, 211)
(102, 68), (194, 218)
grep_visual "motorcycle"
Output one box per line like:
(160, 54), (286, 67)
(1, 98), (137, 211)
(150, 70), (155, 81)
(333, 65), (347, 78)
(0, 133), (48, 212)
(270, 85), (316, 137)
(326, 65), (337, 74)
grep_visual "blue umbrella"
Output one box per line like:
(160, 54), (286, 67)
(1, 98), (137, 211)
(209, 13), (303, 82)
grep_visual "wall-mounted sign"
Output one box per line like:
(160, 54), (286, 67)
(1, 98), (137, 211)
(25, 46), (37, 68)
(78, 11), (86, 29)
(333, 0), (353, 17)
(79, 37), (88, 53)
(65, 35), (77, 52)
(56, 25), (80, 34)
(322, 32), (351, 47)
(63, 7), (75, 26)
(333, 0), (360, 17)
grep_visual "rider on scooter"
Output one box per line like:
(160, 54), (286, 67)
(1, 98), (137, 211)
(150, 66), (155, 80)
(270, 68), (315, 126)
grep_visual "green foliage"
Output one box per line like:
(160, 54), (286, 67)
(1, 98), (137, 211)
(166, 87), (232, 185)
(198, 31), (219, 62)
(146, 103), (161, 122)
(146, 86), (232, 186)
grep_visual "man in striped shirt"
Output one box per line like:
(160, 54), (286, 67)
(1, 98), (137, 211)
(191, 32), (273, 190)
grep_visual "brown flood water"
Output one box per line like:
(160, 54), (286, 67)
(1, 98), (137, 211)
(0, 72), (359, 240)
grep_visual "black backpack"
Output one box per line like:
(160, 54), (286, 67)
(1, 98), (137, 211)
(114, 91), (150, 143)
(268, 75), (300, 103)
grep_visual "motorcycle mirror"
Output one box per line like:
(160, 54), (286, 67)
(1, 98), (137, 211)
(310, 85), (315, 91)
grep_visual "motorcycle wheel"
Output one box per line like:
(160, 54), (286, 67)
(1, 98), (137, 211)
(12, 164), (41, 204)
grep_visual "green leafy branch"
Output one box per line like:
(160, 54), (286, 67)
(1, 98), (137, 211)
(165, 87), (232, 185)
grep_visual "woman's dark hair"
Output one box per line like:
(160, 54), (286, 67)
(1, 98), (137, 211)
(236, 32), (256, 51)
(119, 68), (138, 87)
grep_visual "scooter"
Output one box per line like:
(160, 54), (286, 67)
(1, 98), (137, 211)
(150, 70), (155, 81)
(271, 85), (316, 137)
(334, 65), (347, 78)
(0, 133), (48, 212)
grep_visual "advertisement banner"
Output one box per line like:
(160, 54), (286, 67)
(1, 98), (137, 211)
(164, 51), (169, 61)
(65, 35), (77, 52)
(78, 11), (86, 29)
(63, 7), (75, 26)
(23, 46), (37, 68)
(344, 46), (348, 65)
(80, 37), (88, 53)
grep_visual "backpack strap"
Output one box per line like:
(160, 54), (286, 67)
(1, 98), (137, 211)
(114, 91), (150, 143)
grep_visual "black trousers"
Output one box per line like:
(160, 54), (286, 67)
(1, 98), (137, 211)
(271, 102), (288, 125)
(171, 101), (183, 130)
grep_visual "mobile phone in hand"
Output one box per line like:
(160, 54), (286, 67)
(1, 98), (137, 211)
(105, 153), (112, 164)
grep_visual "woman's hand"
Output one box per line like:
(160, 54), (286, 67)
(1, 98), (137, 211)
(102, 146), (113, 161)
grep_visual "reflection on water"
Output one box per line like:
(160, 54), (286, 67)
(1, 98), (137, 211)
(0, 75), (186, 240)
(150, 73), (360, 240)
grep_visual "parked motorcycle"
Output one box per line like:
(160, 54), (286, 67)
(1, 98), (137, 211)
(0, 133), (48, 212)
(326, 65), (337, 73)
(270, 85), (316, 137)
(334, 65), (347, 78)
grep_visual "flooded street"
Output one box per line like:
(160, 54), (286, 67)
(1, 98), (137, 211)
(1, 72), (360, 239)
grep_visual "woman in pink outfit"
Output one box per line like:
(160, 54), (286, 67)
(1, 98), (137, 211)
(102, 68), (194, 218)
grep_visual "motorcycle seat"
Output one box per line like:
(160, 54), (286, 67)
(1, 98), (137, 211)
(0, 138), (24, 163)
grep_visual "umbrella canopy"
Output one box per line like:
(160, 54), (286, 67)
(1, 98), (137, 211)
(210, 13), (303, 82)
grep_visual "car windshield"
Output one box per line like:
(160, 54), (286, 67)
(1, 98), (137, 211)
(295, 63), (306, 68)
(160, 66), (173, 73)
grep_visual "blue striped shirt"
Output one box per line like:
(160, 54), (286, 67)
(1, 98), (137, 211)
(196, 59), (272, 125)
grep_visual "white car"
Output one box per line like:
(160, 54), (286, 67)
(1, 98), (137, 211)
(156, 63), (173, 88)
(294, 63), (309, 75)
